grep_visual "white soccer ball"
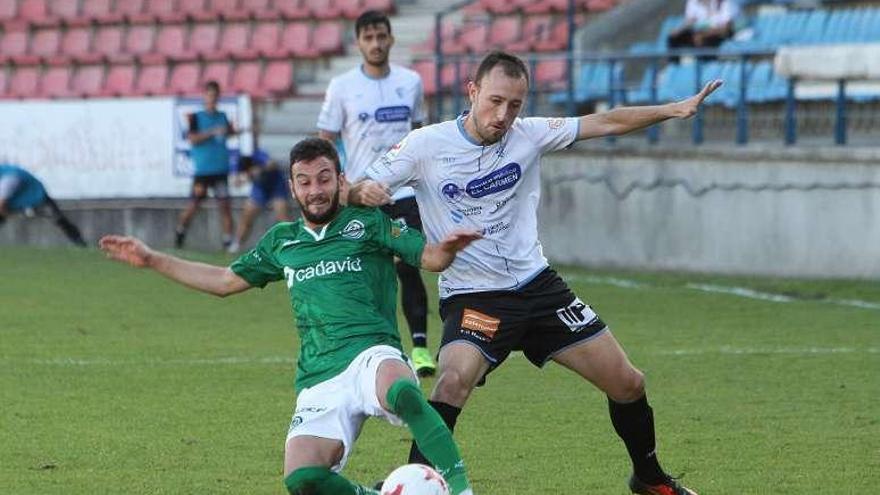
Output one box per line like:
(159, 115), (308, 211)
(381, 463), (450, 495)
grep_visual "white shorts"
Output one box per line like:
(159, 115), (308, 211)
(286, 345), (417, 472)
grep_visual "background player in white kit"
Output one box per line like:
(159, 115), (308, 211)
(317, 10), (437, 377)
(351, 51), (722, 495)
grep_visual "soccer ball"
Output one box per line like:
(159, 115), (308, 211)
(381, 463), (450, 495)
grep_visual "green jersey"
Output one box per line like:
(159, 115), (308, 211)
(230, 205), (425, 392)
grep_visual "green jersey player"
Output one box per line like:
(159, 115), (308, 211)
(99, 138), (480, 495)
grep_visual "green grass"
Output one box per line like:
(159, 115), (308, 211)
(1, 246), (878, 494)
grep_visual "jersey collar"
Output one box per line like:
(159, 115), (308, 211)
(456, 112), (484, 147)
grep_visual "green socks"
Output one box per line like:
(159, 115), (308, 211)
(386, 378), (471, 495)
(284, 466), (378, 495)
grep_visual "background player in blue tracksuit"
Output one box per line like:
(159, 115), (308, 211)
(226, 149), (291, 253)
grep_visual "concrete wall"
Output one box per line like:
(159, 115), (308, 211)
(539, 145), (880, 279)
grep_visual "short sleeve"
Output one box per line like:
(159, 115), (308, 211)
(364, 131), (421, 193)
(371, 209), (425, 268)
(316, 79), (344, 133)
(518, 117), (579, 154)
(229, 230), (284, 288)
(411, 79), (426, 125)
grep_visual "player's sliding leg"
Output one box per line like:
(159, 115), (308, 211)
(378, 360), (473, 495)
(395, 260), (434, 376)
(283, 436), (378, 495)
(551, 331), (698, 495)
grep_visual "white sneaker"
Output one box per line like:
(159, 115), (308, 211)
(226, 240), (240, 254)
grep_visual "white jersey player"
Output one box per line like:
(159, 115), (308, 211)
(352, 51), (721, 495)
(317, 10), (437, 377)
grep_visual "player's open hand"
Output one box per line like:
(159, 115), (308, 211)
(672, 79), (723, 118)
(349, 179), (392, 206)
(99, 235), (153, 268)
(440, 229), (483, 254)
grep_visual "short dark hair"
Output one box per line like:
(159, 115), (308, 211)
(204, 80), (220, 93)
(289, 138), (341, 175)
(355, 10), (391, 37)
(473, 51), (530, 86)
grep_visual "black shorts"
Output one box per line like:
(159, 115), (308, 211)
(380, 197), (422, 232)
(439, 268), (607, 370)
(191, 174), (230, 199)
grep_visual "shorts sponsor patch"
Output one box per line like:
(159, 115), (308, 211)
(460, 308), (501, 341)
(556, 297), (599, 332)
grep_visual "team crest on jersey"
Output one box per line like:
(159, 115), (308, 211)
(385, 135), (408, 159)
(341, 219), (366, 240)
(440, 182), (464, 203)
(358, 112), (370, 122)
(390, 219), (407, 238)
(547, 117), (565, 130)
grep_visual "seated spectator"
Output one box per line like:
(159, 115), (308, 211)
(668, 0), (740, 50)
(0, 163), (87, 247)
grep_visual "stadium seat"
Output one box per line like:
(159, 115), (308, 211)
(41, 66), (73, 98)
(18, 0), (49, 25)
(411, 22), (457, 55)
(46, 0), (81, 26)
(133, 0), (186, 23)
(508, 15), (554, 51)
(523, 0), (568, 15)
(313, 21), (344, 55)
(0, 25), (38, 65)
(412, 59), (436, 95)
(168, 62), (201, 94)
(93, 26), (125, 62)
(244, 0), (275, 20)
(124, 25), (157, 61)
(178, 0), (211, 21)
(115, 0), (147, 23)
(201, 61), (233, 88)
(81, 0), (123, 24)
(231, 61), (262, 95)
(336, 0), (362, 19)
(210, 0), (251, 21)
(188, 23), (221, 58)
(212, 22), (251, 59)
(52, 28), (95, 65)
(100, 64), (135, 96)
(262, 60), (295, 96)
(9, 66), (40, 98)
(362, 0), (396, 14)
(488, 16), (521, 48)
(276, 0), (310, 20)
(71, 65), (105, 97)
(143, 24), (190, 63)
(304, 0), (343, 20)
(456, 21), (489, 53)
(0, 0), (17, 27)
(585, 0), (616, 11)
(136, 64), (169, 95)
(477, 0), (526, 15)
(250, 21), (281, 58)
(0, 68), (8, 98)
(277, 21), (319, 58)
(535, 59), (567, 90)
(29, 28), (60, 61)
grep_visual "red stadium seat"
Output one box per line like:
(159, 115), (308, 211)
(0, 26), (38, 65)
(0, 0), (17, 26)
(133, 0), (185, 23)
(201, 61), (232, 88)
(93, 26), (124, 61)
(18, 0), (48, 24)
(0, 68), (8, 98)
(73, 65), (106, 96)
(523, 0), (568, 15)
(231, 60), (261, 94)
(213, 22), (251, 59)
(312, 21), (343, 55)
(143, 24), (190, 63)
(9, 67), (40, 98)
(29, 28), (60, 60)
(210, 0), (250, 21)
(478, 0), (524, 15)
(250, 21), (280, 58)
(53, 27), (97, 64)
(136, 64), (169, 95)
(362, 0), (395, 14)
(178, 0), (210, 21)
(168, 62), (200, 94)
(456, 21), (489, 53)
(488, 16), (521, 47)
(279, 21), (319, 58)
(262, 60), (294, 96)
(81, 0), (122, 24)
(533, 18), (571, 52)
(336, 0), (362, 19)
(100, 64), (135, 96)
(412, 60), (436, 95)
(585, 0), (616, 11)
(276, 0), (310, 20)
(508, 15), (553, 51)
(41, 66), (73, 98)
(124, 25), (156, 60)
(304, 0), (342, 20)
(243, 0), (274, 20)
(534, 58), (566, 89)
(47, 0), (81, 25)
(188, 23), (221, 58)
(115, 0), (147, 22)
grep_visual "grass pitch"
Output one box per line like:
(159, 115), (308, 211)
(1, 246), (877, 494)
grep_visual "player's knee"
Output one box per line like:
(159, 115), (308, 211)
(433, 368), (473, 405)
(387, 378), (425, 417)
(614, 368), (646, 402)
(283, 466), (331, 495)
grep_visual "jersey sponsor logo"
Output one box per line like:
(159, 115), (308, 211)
(489, 194), (515, 214)
(375, 105), (412, 123)
(466, 163), (521, 198)
(390, 218), (407, 238)
(483, 221), (510, 235)
(460, 308), (501, 341)
(341, 219), (366, 240)
(449, 205), (482, 224)
(440, 182), (464, 202)
(556, 298), (599, 332)
(283, 257), (363, 287)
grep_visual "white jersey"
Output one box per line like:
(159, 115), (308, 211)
(366, 114), (579, 298)
(317, 64), (425, 201)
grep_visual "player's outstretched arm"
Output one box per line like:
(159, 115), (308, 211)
(420, 229), (483, 272)
(576, 79), (723, 140)
(99, 235), (251, 297)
